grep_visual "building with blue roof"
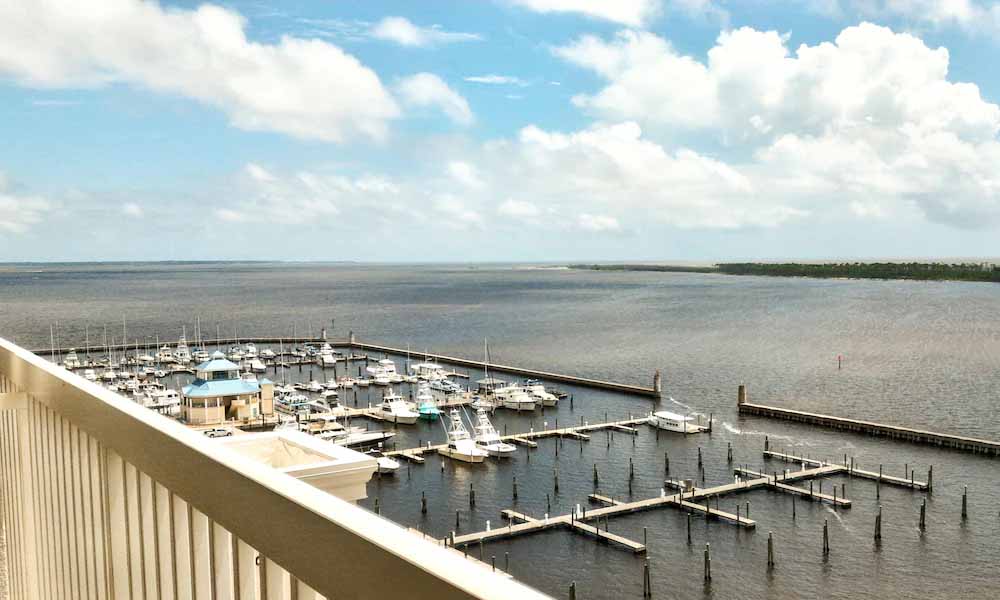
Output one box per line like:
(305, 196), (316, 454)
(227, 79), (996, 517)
(182, 351), (275, 425)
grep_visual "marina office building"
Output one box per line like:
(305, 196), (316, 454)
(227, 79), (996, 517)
(181, 351), (275, 425)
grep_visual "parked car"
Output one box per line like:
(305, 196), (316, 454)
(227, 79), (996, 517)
(203, 428), (232, 438)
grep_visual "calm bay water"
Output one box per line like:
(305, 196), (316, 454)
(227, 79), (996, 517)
(1, 262), (999, 599)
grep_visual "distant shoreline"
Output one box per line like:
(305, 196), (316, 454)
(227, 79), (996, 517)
(568, 262), (1000, 283)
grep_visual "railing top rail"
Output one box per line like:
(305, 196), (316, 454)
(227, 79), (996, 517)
(0, 337), (552, 600)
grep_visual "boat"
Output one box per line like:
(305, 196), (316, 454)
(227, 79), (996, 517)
(437, 409), (487, 463)
(355, 377), (371, 387)
(153, 369), (167, 378)
(365, 448), (401, 475)
(63, 348), (82, 369)
(648, 409), (700, 433)
(138, 353), (155, 364)
(245, 358), (266, 373)
(295, 380), (324, 394)
(243, 342), (258, 359)
(367, 358), (399, 385)
(259, 348), (276, 359)
(337, 377), (357, 388)
(411, 360), (448, 381)
(523, 380), (558, 407)
(316, 343), (337, 367)
(320, 389), (340, 404)
(226, 346), (245, 361)
(100, 367), (118, 381)
(415, 384), (441, 421)
(155, 345), (175, 364)
(429, 378), (463, 402)
(378, 391), (418, 424)
(174, 335), (191, 364)
(191, 348), (210, 362)
(144, 389), (181, 416)
(82, 368), (98, 381)
(472, 408), (516, 457)
(495, 385), (535, 412)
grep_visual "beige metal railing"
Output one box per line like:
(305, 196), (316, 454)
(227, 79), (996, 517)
(0, 338), (552, 600)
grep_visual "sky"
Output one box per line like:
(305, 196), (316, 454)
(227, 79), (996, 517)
(1, 0), (1000, 262)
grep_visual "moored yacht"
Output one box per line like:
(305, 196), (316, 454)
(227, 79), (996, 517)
(523, 380), (558, 407)
(411, 361), (448, 381)
(316, 343), (337, 368)
(437, 409), (488, 463)
(63, 348), (82, 369)
(415, 384), (441, 421)
(155, 345), (175, 364)
(378, 391), (418, 424)
(174, 335), (192, 364)
(473, 408), (516, 457)
(495, 385), (535, 412)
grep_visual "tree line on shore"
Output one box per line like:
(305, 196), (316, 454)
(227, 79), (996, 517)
(568, 262), (1000, 282)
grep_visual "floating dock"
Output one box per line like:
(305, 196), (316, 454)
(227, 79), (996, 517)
(737, 385), (1000, 456)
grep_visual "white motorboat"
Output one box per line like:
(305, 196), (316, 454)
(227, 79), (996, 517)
(473, 408), (516, 457)
(367, 358), (399, 385)
(320, 389), (340, 404)
(523, 380), (558, 407)
(337, 377), (357, 388)
(100, 367), (118, 382)
(429, 378), (463, 402)
(379, 391), (418, 424)
(155, 345), (176, 364)
(174, 335), (192, 364)
(355, 377), (371, 387)
(299, 380), (324, 393)
(153, 369), (167, 378)
(144, 389), (181, 416)
(82, 368), (98, 381)
(63, 348), (82, 369)
(437, 409), (487, 463)
(411, 361), (448, 381)
(495, 385), (536, 412)
(138, 353), (155, 364)
(648, 410), (700, 433)
(245, 358), (266, 373)
(260, 348), (276, 359)
(243, 342), (258, 358)
(366, 449), (401, 475)
(316, 343), (337, 367)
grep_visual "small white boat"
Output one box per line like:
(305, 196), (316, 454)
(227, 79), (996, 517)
(316, 344), (337, 367)
(260, 348), (276, 359)
(243, 343), (258, 358)
(82, 368), (98, 381)
(496, 385), (536, 412)
(138, 353), (155, 364)
(523, 380), (558, 407)
(367, 358), (398, 385)
(63, 349), (82, 369)
(246, 358), (266, 373)
(355, 378), (371, 387)
(379, 392), (418, 424)
(473, 408), (516, 457)
(155, 345), (176, 364)
(437, 409), (488, 463)
(174, 335), (192, 364)
(366, 449), (400, 475)
(648, 410), (700, 433)
(411, 361), (448, 381)
(153, 369), (167, 378)
(337, 377), (357, 388)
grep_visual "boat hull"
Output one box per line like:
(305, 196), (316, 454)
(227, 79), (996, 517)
(437, 446), (486, 463)
(382, 413), (418, 425)
(502, 400), (536, 411)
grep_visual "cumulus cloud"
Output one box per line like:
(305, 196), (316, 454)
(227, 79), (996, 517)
(464, 74), (528, 86)
(0, 173), (52, 233)
(555, 23), (1000, 227)
(576, 213), (622, 232)
(122, 202), (144, 218)
(498, 199), (542, 219)
(371, 16), (482, 47)
(397, 73), (474, 125)
(508, 0), (662, 26)
(803, 0), (1000, 34)
(433, 195), (482, 227)
(448, 161), (485, 188)
(0, 0), (400, 142)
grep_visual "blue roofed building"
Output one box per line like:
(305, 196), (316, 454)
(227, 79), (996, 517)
(182, 351), (275, 425)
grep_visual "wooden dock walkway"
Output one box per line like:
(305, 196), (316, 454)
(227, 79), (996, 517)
(385, 417), (651, 461)
(738, 387), (1000, 456)
(762, 449), (929, 490)
(734, 466), (852, 507)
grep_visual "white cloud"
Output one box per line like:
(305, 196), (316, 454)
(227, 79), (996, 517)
(371, 16), (482, 47)
(122, 202), (144, 218)
(0, 173), (52, 233)
(0, 0), (400, 142)
(497, 199), (541, 218)
(508, 0), (662, 26)
(464, 74), (528, 86)
(433, 195), (482, 227)
(448, 161), (485, 188)
(577, 213), (622, 232)
(245, 163), (276, 183)
(554, 23), (1000, 227)
(397, 73), (474, 125)
(804, 1), (1000, 34)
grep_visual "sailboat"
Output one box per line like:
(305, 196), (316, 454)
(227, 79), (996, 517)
(415, 383), (441, 421)
(473, 408), (516, 457)
(437, 409), (488, 463)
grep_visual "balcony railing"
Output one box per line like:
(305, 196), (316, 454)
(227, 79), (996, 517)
(0, 338), (552, 600)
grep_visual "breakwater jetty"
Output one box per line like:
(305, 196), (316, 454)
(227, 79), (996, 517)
(737, 385), (1000, 456)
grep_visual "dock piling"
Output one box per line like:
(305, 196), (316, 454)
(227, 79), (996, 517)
(629, 457), (634, 480)
(704, 543), (712, 582)
(792, 496), (796, 519)
(927, 466), (933, 492)
(593, 464), (599, 486)
(569, 582), (576, 600)
(767, 532), (775, 569)
(505, 552), (509, 573)
(822, 519), (830, 556)
(554, 469), (559, 493)
(513, 476), (518, 500)
(687, 513), (692, 544)
(664, 452), (670, 475)
(421, 491), (427, 514)
(643, 559), (652, 598)
(727, 442), (732, 463)
(962, 486), (968, 520)
(874, 505), (882, 542)
(698, 447), (703, 468)
(919, 499), (926, 531)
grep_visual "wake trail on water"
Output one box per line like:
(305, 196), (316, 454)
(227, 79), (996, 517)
(825, 505), (848, 529)
(722, 422), (819, 447)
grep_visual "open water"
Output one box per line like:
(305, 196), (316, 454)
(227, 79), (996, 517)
(1, 262), (998, 599)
